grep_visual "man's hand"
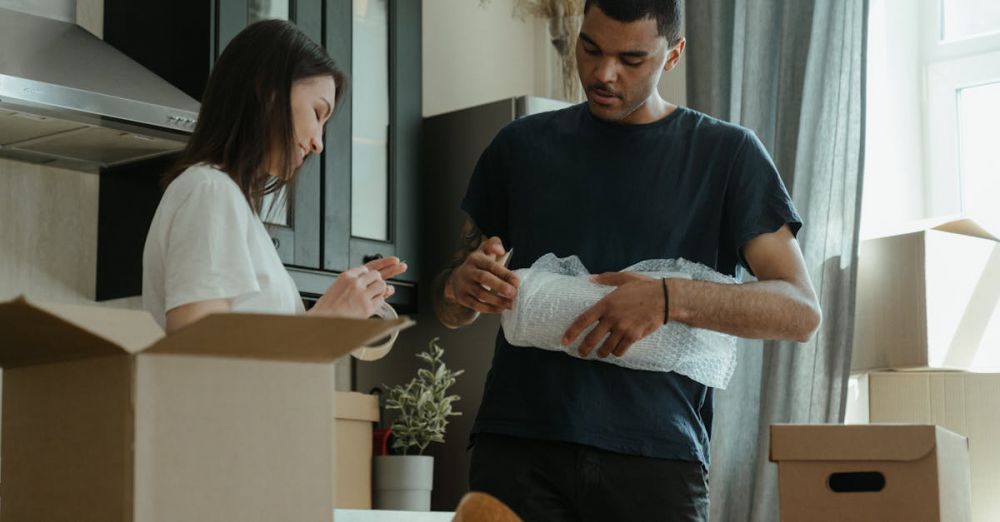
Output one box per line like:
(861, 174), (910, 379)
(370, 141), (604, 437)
(562, 272), (666, 359)
(444, 236), (519, 314)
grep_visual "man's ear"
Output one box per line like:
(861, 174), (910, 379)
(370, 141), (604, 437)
(663, 37), (686, 72)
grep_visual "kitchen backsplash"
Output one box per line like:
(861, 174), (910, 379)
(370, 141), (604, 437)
(0, 158), (141, 310)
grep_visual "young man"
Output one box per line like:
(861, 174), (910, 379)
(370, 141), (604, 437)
(433, 1), (822, 520)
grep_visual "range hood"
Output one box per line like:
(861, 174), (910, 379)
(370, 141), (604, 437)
(0, 7), (199, 171)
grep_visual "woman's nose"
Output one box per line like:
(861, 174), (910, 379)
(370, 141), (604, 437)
(309, 133), (324, 154)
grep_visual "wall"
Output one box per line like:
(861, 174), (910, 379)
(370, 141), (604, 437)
(422, 0), (548, 116)
(1, 161), (97, 304)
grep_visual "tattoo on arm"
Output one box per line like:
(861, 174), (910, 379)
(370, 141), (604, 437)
(452, 219), (484, 268)
(433, 219), (485, 328)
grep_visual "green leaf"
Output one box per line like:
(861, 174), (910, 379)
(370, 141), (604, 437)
(374, 337), (465, 454)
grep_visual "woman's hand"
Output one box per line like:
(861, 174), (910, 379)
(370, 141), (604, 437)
(308, 256), (407, 319)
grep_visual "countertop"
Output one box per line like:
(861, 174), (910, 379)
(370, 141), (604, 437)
(334, 509), (454, 521)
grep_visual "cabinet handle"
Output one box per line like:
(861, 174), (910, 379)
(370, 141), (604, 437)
(271, 237), (280, 249)
(362, 253), (383, 264)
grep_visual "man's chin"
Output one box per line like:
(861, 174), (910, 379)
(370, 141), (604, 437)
(587, 101), (627, 122)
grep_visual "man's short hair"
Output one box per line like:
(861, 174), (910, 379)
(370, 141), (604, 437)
(583, 0), (684, 46)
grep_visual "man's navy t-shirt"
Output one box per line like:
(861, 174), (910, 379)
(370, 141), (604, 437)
(461, 103), (802, 465)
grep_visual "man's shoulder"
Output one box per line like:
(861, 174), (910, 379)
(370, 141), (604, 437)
(676, 108), (755, 143)
(496, 102), (583, 138)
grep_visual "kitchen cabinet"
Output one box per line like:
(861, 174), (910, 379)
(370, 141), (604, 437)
(99, 0), (420, 311)
(321, 0), (420, 280)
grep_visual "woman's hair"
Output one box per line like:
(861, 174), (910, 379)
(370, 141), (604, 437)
(163, 19), (348, 214)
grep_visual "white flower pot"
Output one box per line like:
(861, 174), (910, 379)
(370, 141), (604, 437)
(373, 455), (434, 511)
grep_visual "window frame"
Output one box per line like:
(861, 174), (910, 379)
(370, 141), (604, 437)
(921, 0), (1000, 220)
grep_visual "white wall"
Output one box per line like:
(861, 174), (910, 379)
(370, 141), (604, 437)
(423, 0), (549, 116)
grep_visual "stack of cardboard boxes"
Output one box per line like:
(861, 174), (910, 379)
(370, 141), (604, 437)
(845, 218), (1000, 522)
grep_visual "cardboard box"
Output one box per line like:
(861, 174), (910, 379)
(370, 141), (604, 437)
(852, 218), (1000, 372)
(0, 297), (412, 522)
(334, 391), (379, 509)
(846, 372), (1000, 522)
(770, 424), (972, 522)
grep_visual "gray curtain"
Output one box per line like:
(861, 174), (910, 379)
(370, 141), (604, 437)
(685, 1), (868, 521)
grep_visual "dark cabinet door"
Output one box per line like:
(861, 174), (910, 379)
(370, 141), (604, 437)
(323, 0), (421, 284)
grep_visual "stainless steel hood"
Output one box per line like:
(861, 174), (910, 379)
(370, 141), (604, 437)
(0, 7), (199, 171)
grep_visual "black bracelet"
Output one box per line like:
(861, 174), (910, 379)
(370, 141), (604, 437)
(661, 277), (670, 325)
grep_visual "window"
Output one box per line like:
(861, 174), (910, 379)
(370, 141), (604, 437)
(861, 0), (1000, 237)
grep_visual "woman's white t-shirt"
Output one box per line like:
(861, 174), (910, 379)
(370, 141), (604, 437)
(142, 164), (305, 329)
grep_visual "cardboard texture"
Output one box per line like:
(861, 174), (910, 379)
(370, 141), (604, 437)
(0, 296), (413, 522)
(334, 392), (380, 509)
(846, 372), (1000, 522)
(853, 219), (1000, 372)
(770, 424), (972, 522)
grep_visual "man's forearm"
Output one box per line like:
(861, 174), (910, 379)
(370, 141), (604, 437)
(667, 278), (821, 342)
(433, 268), (480, 329)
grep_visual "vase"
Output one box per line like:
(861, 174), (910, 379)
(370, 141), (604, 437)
(372, 454), (434, 511)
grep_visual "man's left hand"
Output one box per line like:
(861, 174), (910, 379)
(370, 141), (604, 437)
(562, 272), (666, 359)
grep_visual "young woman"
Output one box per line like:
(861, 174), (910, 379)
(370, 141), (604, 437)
(143, 20), (405, 332)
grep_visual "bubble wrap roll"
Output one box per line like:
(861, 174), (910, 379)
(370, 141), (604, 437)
(500, 254), (740, 389)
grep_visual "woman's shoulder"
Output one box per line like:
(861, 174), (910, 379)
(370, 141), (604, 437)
(163, 164), (246, 206)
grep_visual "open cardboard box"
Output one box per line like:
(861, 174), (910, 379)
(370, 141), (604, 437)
(770, 424), (972, 522)
(0, 296), (413, 522)
(853, 216), (1000, 372)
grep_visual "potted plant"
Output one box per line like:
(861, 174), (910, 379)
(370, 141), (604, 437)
(373, 338), (464, 511)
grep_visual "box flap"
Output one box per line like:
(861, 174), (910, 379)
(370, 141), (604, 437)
(0, 297), (152, 368)
(335, 391), (380, 422)
(862, 216), (944, 240)
(770, 424), (938, 462)
(143, 312), (415, 362)
(862, 215), (999, 241)
(31, 301), (165, 353)
(932, 217), (999, 241)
